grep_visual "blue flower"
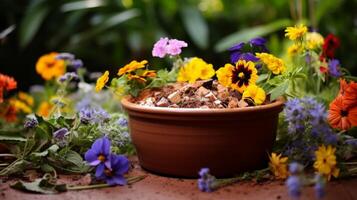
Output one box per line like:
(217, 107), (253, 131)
(24, 115), (38, 129)
(85, 136), (112, 176)
(314, 174), (326, 199)
(53, 128), (68, 140)
(249, 37), (266, 46)
(117, 117), (128, 127)
(345, 139), (357, 146)
(79, 107), (110, 124)
(328, 59), (341, 77)
(286, 175), (301, 199)
(197, 168), (216, 192)
(59, 72), (79, 82)
(56, 53), (75, 60)
(289, 162), (303, 175)
(70, 59), (83, 69)
(96, 154), (130, 186)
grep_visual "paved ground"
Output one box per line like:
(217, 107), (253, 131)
(1, 158), (357, 200)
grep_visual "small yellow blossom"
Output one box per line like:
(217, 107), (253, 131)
(256, 53), (285, 75)
(269, 152), (289, 179)
(95, 71), (109, 92)
(177, 57), (214, 83)
(216, 64), (233, 87)
(36, 52), (66, 80)
(314, 145), (340, 181)
(287, 44), (302, 56)
(127, 74), (147, 83)
(118, 60), (148, 76)
(242, 84), (266, 105)
(306, 32), (324, 50)
(37, 101), (53, 118)
(10, 99), (32, 114)
(142, 70), (157, 78)
(18, 92), (34, 106)
(285, 24), (308, 40)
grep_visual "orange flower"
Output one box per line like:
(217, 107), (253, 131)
(0, 104), (17, 122)
(0, 73), (17, 103)
(127, 74), (146, 83)
(36, 52), (66, 80)
(117, 60), (148, 76)
(339, 79), (357, 108)
(37, 101), (53, 118)
(328, 96), (357, 130)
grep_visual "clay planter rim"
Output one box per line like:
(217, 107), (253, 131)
(121, 97), (285, 115)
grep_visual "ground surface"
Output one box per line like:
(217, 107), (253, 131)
(1, 157), (357, 200)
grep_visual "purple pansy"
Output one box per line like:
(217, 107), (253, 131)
(96, 154), (130, 186)
(249, 37), (266, 47)
(85, 136), (112, 177)
(328, 59), (341, 77)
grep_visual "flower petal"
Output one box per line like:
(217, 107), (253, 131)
(95, 164), (105, 178)
(106, 175), (127, 186)
(84, 149), (98, 164)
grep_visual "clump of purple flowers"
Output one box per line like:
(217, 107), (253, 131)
(79, 106), (110, 124)
(56, 52), (83, 70)
(85, 136), (130, 185)
(197, 168), (216, 192)
(24, 115), (38, 129)
(283, 97), (338, 163)
(328, 59), (341, 78)
(53, 128), (69, 147)
(229, 37), (269, 64)
(59, 72), (79, 82)
(152, 37), (188, 58)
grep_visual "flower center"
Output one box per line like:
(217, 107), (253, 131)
(97, 154), (106, 162)
(238, 72), (244, 78)
(104, 168), (113, 177)
(340, 110), (348, 117)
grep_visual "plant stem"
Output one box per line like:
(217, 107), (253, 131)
(342, 162), (357, 165)
(67, 175), (147, 191)
(0, 154), (16, 157)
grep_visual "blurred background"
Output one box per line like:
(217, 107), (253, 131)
(0, 0), (356, 90)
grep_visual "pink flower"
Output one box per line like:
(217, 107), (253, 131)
(152, 37), (169, 58)
(152, 38), (187, 58)
(166, 39), (188, 56)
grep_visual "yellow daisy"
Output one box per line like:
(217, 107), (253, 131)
(269, 152), (289, 179)
(256, 53), (285, 75)
(313, 145), (340, 181)
(118, 60), (148, 76)
(285, 24), (308, 41)
(287, 44), (302, 57)
(95, 71), (109, 92)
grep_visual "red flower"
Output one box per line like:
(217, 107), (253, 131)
(339, 79), (357, 108)
(0, 73), (17, 103)
(328, 96), (357, 130)
(319, 66), (328, 74)
(321, 34), (340, 60)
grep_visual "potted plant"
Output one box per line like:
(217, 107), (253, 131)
(96, 37), (304, 177)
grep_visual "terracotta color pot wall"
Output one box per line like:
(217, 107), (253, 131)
(122, 98), (284, 178)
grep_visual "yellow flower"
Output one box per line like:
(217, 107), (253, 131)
(142, 70), (157, 78)
(18, 92), (34, 106)
(314, 145), (340, 181)
(36, 52), (66, 80)
(118, 60), (148, 76)
(256, 53), (285, 75)
(285, 24), (308, 40)
(127, 74), (147, 83)
(242, 84), (266, 105)
(177, 57), (214, 83)
(216, 64), (233, 87)
(10, 99), (32, 114)
(287, 44), (302, 56)
(306, 32), (324, 49)
(269, 152), (289, 179)
(37, 101), (53, 118)
(95, 71), (109, 92)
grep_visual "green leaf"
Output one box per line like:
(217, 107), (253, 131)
(31, 145), (59, 158)
(19, 0), (50, 48)
(65, 150), (85, 167)
(0, 159), (30, 176)
(71, 9), (140, 44)
(11, 175), (67, 194)
(0, 135), (27, 142)
(257, 74), (269, 83)
(269, 81), (289, 101)
(214, 19), (292, 52)
(61, 0), (105, 12)
(180, 6), (209, 49)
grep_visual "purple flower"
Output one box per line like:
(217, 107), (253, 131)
(56, 53), (75, 60)
(59, 72), (79, 82)
(79, 107), (110, 124)
(345, 139), (357, 146)
(94, 108), (110, 123)
(152, 38), (187, 58)
(53, 128), (69, 140)
(96, 154), (130, 185)
(249, 37), (266, 46)
(289, 162), (303, 175)
(328, 59), (341, 77)
(197, 168), (216, 192)
(166, 39), (188, 56)
(240, 52), (260, 62)
(286, 175), (301, 199)
(117, 117), (128, 127)
(85, 136), (112, 176)
(229, 42), (245, 51)
(24, 116), (38, 129)
(70, 59), (83, 69)
(314, 174), (326, 199)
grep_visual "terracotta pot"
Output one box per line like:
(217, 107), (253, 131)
(121, 98), (284, 178)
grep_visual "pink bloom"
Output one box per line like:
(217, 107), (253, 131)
(166, 39), (188, 56)
(152, 37), (169, 58)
